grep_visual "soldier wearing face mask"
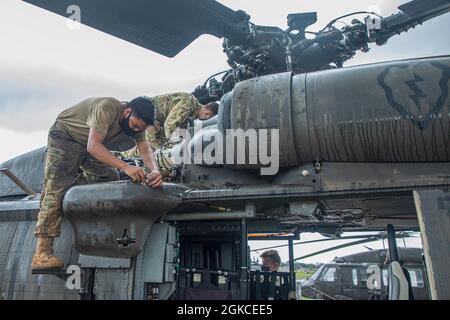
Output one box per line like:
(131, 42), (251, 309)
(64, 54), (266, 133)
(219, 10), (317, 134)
(260, 250), (281, 272)
(32, 96), (162, 270)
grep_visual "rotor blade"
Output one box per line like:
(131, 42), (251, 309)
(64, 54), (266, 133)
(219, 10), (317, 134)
(398, 0), (450, 21)
(22, 0), (248, 57)
(377, 0), (450, 43)
(291, 237), (379, 262)
(250, 234), (383, 252)
(251, 231), (417, 253)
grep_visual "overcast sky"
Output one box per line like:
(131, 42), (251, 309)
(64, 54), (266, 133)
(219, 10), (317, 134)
(1, 0), (447, 262)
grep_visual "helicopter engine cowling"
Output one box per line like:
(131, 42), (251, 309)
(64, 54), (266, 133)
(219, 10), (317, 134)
(62, 181), (183, 258)
(215, 55), (450, 169)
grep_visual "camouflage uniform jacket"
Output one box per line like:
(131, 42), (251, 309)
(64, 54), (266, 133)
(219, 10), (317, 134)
(147, 92), (201, 149)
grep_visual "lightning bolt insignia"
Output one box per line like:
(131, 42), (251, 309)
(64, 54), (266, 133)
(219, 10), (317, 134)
(405, 73), (426, 106)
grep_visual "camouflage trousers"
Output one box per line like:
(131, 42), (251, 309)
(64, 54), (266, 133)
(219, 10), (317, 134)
(35, 121), (120, 237)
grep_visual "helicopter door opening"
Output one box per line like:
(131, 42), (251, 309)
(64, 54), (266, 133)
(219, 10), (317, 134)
(315, 265), (340, 299)
(176, 220), (242, 299)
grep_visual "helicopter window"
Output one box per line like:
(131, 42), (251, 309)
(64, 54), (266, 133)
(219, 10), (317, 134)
(320, 267), (337, 282)
(351, 268), (358, 286)
(310, 265), (324, 281)
(382, 269), (389, 287)
(406, 269), (424, 288)
(358, 266), (369, 287)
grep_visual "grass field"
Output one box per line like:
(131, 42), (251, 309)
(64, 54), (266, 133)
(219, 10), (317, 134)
(296, 269), (315, 280)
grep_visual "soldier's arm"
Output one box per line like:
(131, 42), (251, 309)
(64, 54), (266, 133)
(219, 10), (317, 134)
(145, 125), (162, 150)
(87, 128), (146, 182)
(164, 95), (197, 139)
(136, 140), (163, 187)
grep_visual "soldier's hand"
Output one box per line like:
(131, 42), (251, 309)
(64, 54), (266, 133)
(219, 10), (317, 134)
(145, 170), (163, 188)
(123, 165), (146, 183)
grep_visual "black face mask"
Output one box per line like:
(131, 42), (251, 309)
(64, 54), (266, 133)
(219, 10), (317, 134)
(120, 112), (138, 137)
(261, 265), (270, 272)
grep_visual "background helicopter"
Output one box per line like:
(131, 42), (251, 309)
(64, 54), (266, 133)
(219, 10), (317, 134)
(299, 247), (428, 300)
(250, 231), (427, 300)
(0, 0), (450, 300)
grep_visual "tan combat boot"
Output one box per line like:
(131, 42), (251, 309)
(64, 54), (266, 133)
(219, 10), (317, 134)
(31, 237), (64, 270)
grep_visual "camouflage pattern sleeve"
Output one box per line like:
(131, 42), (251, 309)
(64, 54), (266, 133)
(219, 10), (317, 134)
(145, 124), (163, 150)
(120, 146), (140, 158)
(163, 94), (198, 139)
(120, 125), (162, 159)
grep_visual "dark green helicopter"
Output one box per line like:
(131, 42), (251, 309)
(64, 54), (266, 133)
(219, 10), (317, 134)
(1, 0), (450, 300)
(251, 231), (427, 300)
(300, 247), (428, 300)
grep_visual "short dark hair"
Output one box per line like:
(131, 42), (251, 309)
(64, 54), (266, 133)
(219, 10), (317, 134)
(128, 96), (155, 125)
(260, 250), (281, 266)
(204, 102), (219, 115)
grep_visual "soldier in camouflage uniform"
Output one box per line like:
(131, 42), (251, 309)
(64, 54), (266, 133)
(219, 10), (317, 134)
(122, 92), (219, 158)
(32, 96), (163, 270)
